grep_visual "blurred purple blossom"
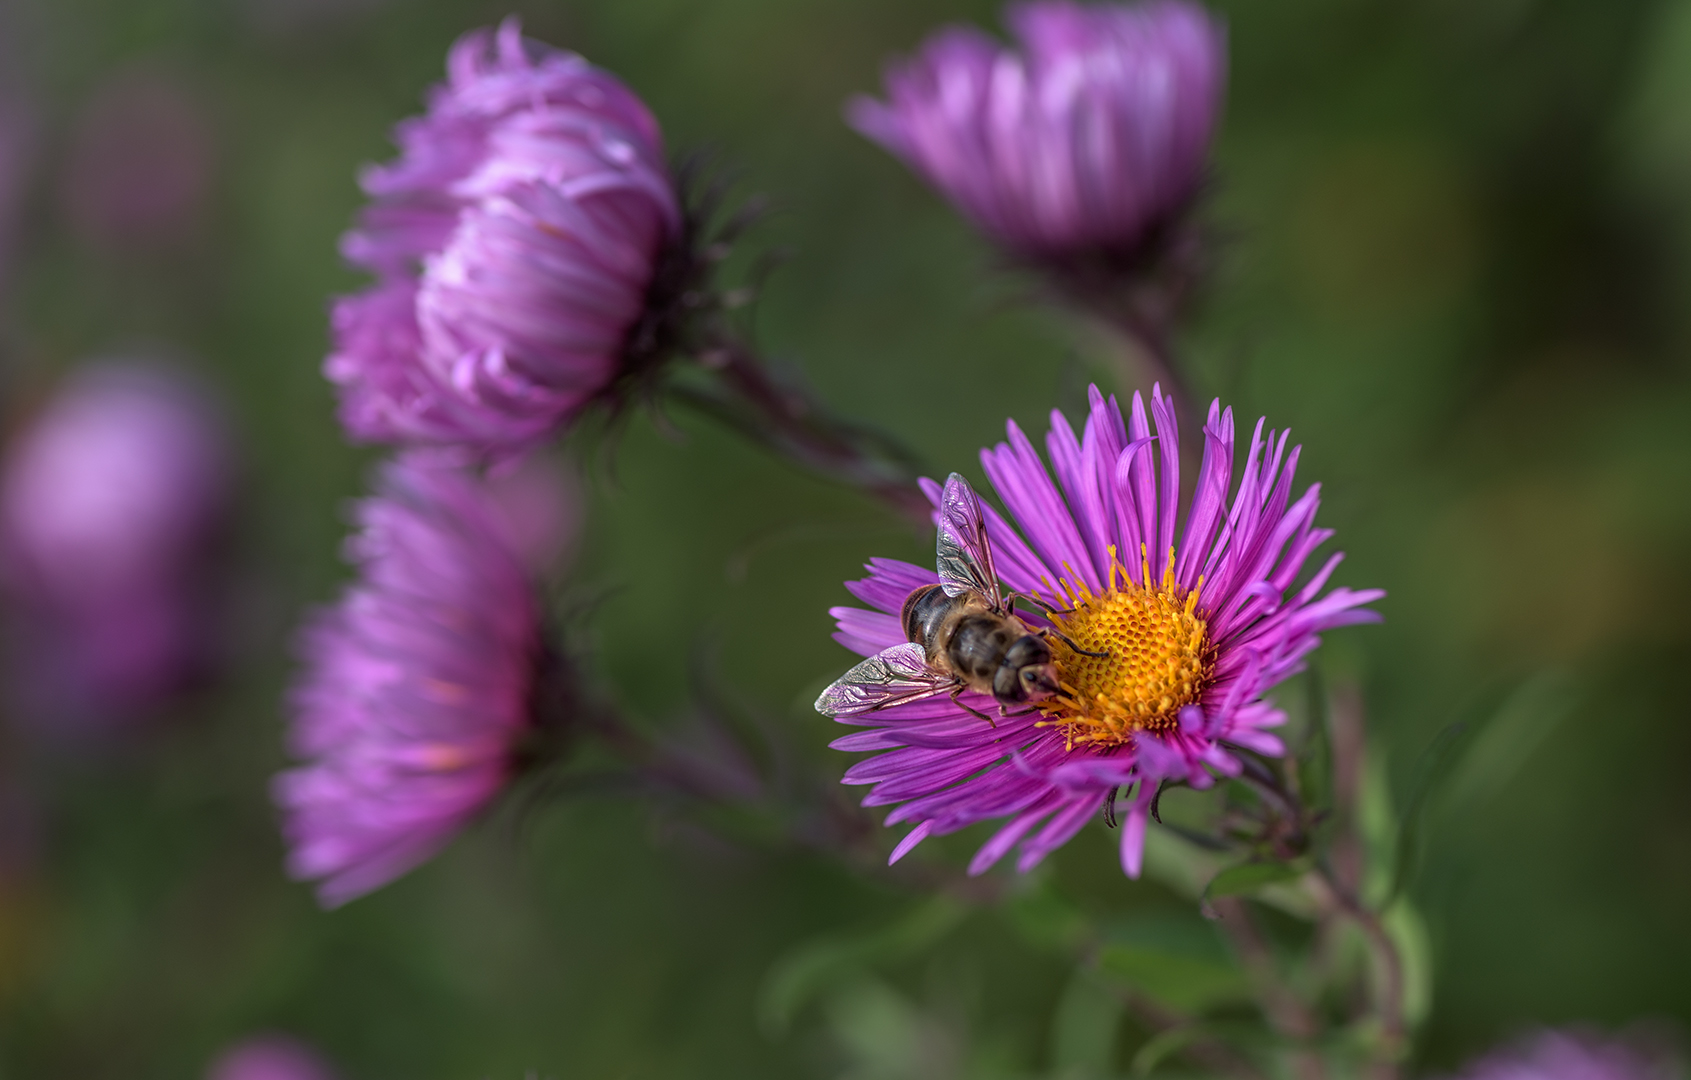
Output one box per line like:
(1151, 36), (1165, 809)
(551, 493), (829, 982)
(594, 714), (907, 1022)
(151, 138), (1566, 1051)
(0, 363), (234, 734)
(275, 454), (575, 907)
(479, 450), (580, 573)
(326, 17), (680, 460)
(849, 0), (1225, 259)
(206, 1035), (338, 1080)
(63, 66), (215, 250)
(1446, 1030), (1682, 1080)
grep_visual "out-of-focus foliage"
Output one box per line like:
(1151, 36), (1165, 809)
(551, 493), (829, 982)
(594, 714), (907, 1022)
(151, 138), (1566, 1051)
(0, 0), (1687, 1076)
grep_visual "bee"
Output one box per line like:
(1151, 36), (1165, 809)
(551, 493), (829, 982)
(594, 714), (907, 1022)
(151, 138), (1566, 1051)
(816, 473), (1103, 722)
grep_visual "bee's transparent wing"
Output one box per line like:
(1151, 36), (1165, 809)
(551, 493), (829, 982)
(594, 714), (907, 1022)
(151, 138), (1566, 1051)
(936, 472), (1003, 609)
(815, 642), (953, 716)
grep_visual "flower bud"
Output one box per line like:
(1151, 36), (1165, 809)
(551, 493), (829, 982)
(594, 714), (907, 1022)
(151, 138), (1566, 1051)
(328, 18), (680, 460)
(850, 1), (1225, 261)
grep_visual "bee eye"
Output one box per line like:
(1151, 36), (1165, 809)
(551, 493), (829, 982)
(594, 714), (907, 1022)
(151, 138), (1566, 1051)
(1019, 665), (1059, 698)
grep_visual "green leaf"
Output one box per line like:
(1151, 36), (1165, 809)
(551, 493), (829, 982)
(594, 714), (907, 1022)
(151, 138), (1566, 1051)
(1130, 1020), (1304, 1075)
(1386, 897), (1434, 1030)
(1139, 826), (1229, 900)
(756, 897), (966, 1036)
(1385, 719), (1473, 906)
(1202, 860), (1307, 903)
(1296, 666), (1334, 815)
(1000, 878), (1093, 955)
(1095, 914), (1250, 1014)
(1130, 1025), (1208, 1077)
(1050, 968), (1126, 1074)
(1097, 945), (1251, 1014)
(822, 978), (926, 1074)
(1386, 672), (1576, 905)
(1440, 672), (1575, 814)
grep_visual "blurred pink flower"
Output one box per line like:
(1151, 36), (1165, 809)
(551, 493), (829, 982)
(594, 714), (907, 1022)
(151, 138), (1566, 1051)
(327, 17), (680, 460)
(1446, 1029), (1681, 1080)
(206, 1035), (337, 1080)
(275, 454), (576, 906)
(481, 451), (581, 573)
(850, 1), (1224, 259)
(1, 363), (234, 732)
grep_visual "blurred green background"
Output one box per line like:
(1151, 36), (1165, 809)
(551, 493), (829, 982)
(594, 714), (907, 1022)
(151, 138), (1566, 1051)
(2, 0), (1690, 1075)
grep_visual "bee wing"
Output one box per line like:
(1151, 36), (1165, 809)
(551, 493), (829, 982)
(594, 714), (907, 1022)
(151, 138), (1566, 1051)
(936, 472), (1004, 609)
(815, 642), (953, 716)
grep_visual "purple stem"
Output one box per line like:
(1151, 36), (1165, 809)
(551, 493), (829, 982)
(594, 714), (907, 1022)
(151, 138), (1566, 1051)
(672, 333), (934, 525)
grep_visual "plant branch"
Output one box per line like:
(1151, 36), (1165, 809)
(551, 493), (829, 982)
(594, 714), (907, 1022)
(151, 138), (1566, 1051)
(1311, 863), (1406, 1080)
(1110, 985), (1270, 1080)
(564, 689), (1004, 905)
(1024, 218), (1209, 450)
(647, 154), (934, 526)
(1209, 897), (1327, 1080)
(671, 334), (933, 525)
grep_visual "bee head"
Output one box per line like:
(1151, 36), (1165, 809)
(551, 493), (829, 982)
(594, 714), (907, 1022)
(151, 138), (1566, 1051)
(1017, 662), (1060, 701)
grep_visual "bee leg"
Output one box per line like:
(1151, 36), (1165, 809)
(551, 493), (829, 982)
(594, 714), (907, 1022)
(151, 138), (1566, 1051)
(1103, 786), (1120, 829)
(996, 704), (1041, 719)
(1008, 592), (1078, 617)
(1040, 626), (1108, 659)
(951, 683), (997, 727)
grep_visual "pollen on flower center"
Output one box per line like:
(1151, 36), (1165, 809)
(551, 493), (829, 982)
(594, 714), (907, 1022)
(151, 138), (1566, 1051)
(1038, 546), (1211, 749)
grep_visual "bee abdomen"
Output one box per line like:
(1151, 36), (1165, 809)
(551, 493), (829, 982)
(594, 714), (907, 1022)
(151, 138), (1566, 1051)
(901, 583), (956, 650)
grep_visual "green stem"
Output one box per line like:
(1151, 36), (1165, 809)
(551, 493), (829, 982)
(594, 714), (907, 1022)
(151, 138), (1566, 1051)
(673, 333), (933, 525)
(1210, 897), (1328, 1080)
(1312, 864), (1406, 1079)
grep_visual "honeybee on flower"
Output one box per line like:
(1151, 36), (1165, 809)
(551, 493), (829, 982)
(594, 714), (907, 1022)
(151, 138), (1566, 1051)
(816, 385), (1382, 876)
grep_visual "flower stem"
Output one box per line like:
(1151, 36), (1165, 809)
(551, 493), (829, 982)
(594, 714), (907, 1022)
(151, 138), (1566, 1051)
(1209, 897), (1328, 1080)
(1025, 226), (1207, 450)
(669, 334), (934, 525)
(1099, 975), (1271, 1080)
(564, 687), (1005, 903)
(1098, 307), (1201, 447)
(1312, 865), (1407, 1079)
(1227, 744), (1406, 1079)
(1319, 685), (1408, 1078)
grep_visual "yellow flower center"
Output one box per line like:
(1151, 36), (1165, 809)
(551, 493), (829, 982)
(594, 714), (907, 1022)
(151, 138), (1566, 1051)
(1038, 547), (1212, 749)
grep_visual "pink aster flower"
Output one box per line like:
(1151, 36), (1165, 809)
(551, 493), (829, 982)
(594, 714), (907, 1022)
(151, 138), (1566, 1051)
(1445, 1030), (1681, 1080)
(206, 1035), (338, 1080)
(327, 17), (681, 459)
(817, 385), (1381, 877)
(0, 364), (233, 732)
(274, 454), (573, 907)
(849, 0), (1225, 259)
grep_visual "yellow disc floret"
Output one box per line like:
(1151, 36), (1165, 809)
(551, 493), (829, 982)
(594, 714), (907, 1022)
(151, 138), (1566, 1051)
(1039, 546), (1212, 749)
